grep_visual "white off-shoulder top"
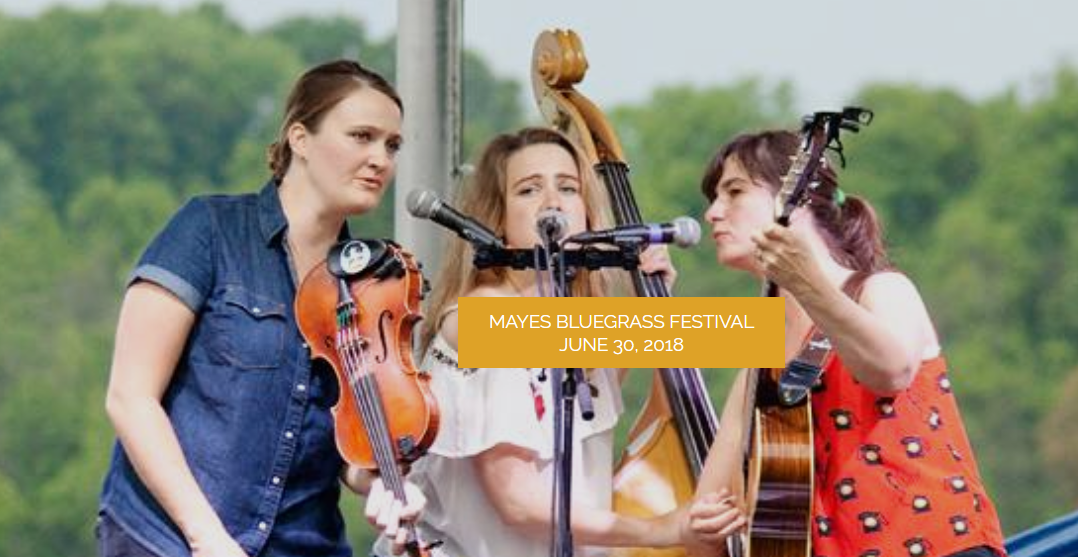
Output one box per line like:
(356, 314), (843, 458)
(374, 306), (623, 557)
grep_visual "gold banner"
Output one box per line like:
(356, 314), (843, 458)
(457, 297), (784, 368)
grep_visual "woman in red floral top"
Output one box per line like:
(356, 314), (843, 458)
(681, 129), (1007, 557)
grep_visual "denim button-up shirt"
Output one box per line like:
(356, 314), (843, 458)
(100, 181), (351, 557)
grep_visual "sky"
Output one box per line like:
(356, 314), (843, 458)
(4, 0), (1078, 114)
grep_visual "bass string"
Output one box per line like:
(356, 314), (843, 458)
(602, 162), (719, 473)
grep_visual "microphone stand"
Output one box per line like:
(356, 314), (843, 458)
(542, 230), (588, 557)
(471, 237), (642, 557)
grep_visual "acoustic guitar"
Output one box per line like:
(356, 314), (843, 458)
(732, 108), (872, 557)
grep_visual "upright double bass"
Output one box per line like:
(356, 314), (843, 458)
(530, 30), (719, 557)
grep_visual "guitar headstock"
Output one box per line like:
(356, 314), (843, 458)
(774, 149), (815, 222)
(774, 106), (873, 224)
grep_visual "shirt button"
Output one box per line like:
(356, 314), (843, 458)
(302, 342), (309, 350)
(258, 521), (268, 531)
(272, 476), (281, 485)
(296, 384), (306, 393)
(285, 431), (294, 439)
(252, 307), (261, 314)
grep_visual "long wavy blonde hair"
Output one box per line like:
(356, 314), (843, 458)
(419, 127), (617, 353)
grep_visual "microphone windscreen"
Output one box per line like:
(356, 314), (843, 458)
(536, 208), (569, 241)
(672, 216), (701, 248)
(406, 189), (438, 218)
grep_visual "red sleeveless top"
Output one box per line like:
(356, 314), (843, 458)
(810, 354), (1007, 557)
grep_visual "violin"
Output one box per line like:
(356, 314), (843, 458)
(531, 29), (719, 557)
(294, 239), (439, 557)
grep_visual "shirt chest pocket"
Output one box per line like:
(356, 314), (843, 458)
(206, 286), (289, 369)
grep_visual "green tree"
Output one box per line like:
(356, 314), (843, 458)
(0, 201), (70, 394)
(461, 49), (525, 155)
(0, 141), (43, 222)
(0, 472), (27, 556)
(266, 16), (394, 74)
(908, 68), (1078, 529)
(66, 177), (180, 284)
(0, 4), (300, 206)
(24, 383), (113, 557)
(844, 84), (985, 264)
(1039, 367), (1078, 507)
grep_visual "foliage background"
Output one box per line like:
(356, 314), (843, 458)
(0, 4), (1076, 555)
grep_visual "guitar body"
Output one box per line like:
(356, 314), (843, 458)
(740, 368), (814, 557)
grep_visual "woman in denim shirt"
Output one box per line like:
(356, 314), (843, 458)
(98, 60), (424, 557)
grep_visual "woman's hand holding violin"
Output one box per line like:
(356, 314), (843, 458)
(365, 477), (428, 556)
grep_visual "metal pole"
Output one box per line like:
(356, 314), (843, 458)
(394, 0), (464, 277)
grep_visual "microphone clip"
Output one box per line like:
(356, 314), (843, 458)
(472, 244), (642, 272)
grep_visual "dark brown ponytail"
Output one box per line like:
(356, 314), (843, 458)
(833, 194), (891, 273)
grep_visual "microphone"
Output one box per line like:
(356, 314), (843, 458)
(406, 189), (504, 249)
(566, 216), (701, 249)
(536, 208), (569, 244)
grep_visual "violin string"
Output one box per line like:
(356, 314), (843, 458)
(336, 307), (386, 471)
(327, 267), (426, 555)
(337, 318), (384, 472)
(346, 311), (405, 495)
(337, 301), (404, 497)
(354, 337), (408, 498)
(345, 328), (424, 553)
(348, 300), (427, 553)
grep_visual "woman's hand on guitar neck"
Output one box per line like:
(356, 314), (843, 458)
(681, 488), (746, 557)
(751, 224), (829, 300)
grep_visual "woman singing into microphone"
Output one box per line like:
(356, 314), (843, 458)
(374, 127), (736, 557)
